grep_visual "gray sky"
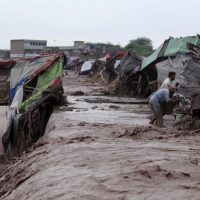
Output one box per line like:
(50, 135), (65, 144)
(0, 0), (200, 49)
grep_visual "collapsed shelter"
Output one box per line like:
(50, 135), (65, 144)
(2, 54), (66, 156)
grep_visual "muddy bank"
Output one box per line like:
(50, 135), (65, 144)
(0, 106), (8, 164)
(0, 72), (200, 200)
(1, 114), (200, 200)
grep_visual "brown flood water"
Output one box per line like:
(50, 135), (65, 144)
(0, 72), (200, 200)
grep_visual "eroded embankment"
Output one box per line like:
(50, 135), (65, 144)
(0, 106), (9, 165)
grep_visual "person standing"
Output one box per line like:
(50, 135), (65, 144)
(161, 71), (179, 89)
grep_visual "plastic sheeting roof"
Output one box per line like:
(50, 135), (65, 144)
(10, 56), (52, 100)
(80, 61), (94, 72)
(141, 35), (200, 70)
(156, 55), (200, 97)
(0, 60), (16, 68)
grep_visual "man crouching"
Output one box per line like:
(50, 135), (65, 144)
(149, 86), (176, 127)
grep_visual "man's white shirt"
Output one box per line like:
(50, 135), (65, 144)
(160, 78), (175, 89)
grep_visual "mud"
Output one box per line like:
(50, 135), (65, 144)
(0, 106), (8, 164)
(0, 71), (200, 199)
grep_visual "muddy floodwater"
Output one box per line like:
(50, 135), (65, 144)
(0, 72), (200, 200)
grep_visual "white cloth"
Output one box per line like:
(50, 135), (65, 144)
(80, 61), (94, 72)
(160, 78), (175, 89)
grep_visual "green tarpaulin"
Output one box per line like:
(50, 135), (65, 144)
(141, 35), (200, 70)
(19, 58), (64, 112)
(140, 43), (164, 71)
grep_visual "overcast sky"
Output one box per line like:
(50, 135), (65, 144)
(0, 0), (200, 49)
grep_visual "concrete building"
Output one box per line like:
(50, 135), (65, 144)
(44, 41), (87, 57)
(43, 40), (120, 58)
(10, 39), (47, 58)
(8, 39), (121, 59)
(44, 46), (73, 55)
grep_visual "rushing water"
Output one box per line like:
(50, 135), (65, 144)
(1, 74), (200, 199)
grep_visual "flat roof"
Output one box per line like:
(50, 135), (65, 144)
(11, 39), (47, 42)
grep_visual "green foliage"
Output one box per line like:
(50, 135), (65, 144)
(125, 37), (154, 56)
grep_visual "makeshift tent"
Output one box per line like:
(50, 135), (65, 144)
(106, 52), (145, 97)
(19, 58), (63, 112)
(141, 35), (200, 70)
(100, 52), (128, 83)
(2, 54), (66, 156)
(117, 52), (142, 76)
(80, 61), (94, 75)
(0, 60), (16, 104)
(140, 35), (200, 97)
(156, 55), (200, 97)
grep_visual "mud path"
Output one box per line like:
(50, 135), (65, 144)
(0, 72), (200, 200)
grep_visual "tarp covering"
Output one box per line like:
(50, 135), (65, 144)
(80, 61), (94, 73)
(3, 54), (65, 156)
(141, 35), (200, 70)
(19, 58), (63, 112)
(0, 60), (16, 68)
(106, 52), (144, 97)
(156, 55), (200, 97)
(141, 43), (165, 71)
(10, 56), (54, 100)
(117, 52), (142, 76)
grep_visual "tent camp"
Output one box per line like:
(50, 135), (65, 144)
(141, 35), (200, 70)
(2, 54), (66, 156)
(141, 35), (200, 97)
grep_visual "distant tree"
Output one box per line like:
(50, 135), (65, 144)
(125, 37), (154, 56)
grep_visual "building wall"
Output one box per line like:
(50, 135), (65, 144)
(43, 46), (73, 56)
(10, 39), (47, 58)
(10, 40), (25, 54)
(24, 40), (47, 50)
